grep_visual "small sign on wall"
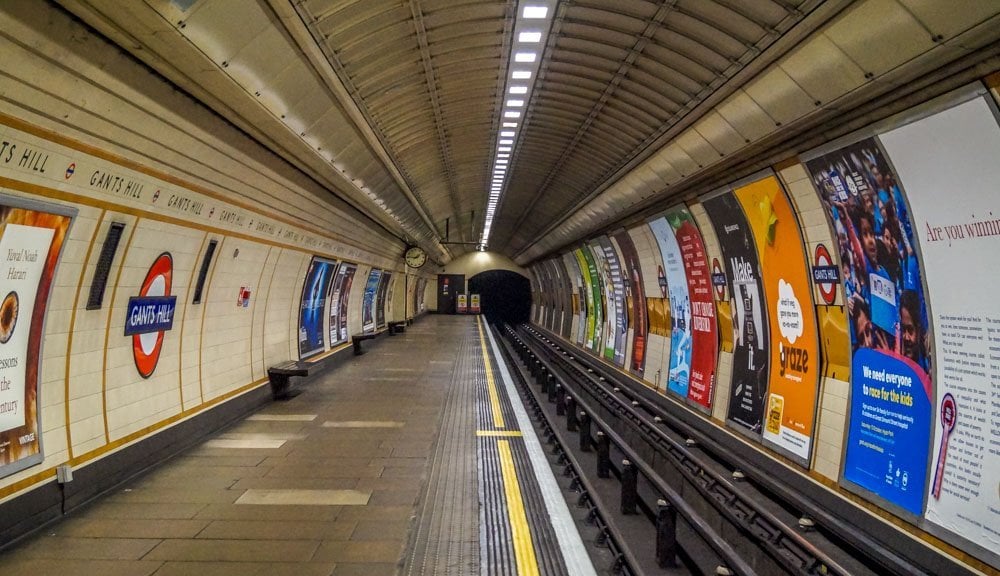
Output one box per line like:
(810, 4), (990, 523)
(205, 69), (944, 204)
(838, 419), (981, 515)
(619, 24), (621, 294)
(237, 285), (251, 308)
(470, 294), (480, 314)
(457, 293), (467, 313)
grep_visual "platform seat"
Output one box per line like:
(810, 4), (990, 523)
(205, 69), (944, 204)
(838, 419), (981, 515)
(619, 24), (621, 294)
(351, 332), (378, 355)
(387, 320), (406, 335)
(267, 361), (310, 400)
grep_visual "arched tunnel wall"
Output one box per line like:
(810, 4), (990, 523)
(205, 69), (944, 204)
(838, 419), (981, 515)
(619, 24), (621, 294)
(0, 2), (996, 573)
(527, 78), (1000, 572)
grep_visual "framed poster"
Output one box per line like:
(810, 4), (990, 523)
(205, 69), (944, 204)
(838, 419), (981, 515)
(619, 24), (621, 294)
(0, 195), (74, 478)
(298, 257), (337, 358)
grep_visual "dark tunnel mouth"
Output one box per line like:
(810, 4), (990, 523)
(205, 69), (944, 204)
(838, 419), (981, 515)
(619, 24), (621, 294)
(468, 270), (531, 326)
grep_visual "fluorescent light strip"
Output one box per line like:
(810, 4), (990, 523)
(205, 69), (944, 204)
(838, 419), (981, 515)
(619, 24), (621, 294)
(481, 1), (554, 249)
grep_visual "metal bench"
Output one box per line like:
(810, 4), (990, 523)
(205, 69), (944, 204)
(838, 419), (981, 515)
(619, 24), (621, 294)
(387, 320), (406, 335)
(351, 332), (378, 355)
(267, 360), (311, 400)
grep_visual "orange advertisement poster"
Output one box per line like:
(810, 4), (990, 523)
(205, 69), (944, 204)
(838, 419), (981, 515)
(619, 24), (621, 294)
(734, 175), (820, 464)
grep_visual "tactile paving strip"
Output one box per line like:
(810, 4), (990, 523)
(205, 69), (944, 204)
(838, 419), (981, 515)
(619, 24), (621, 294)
(403, 318), (480, 576)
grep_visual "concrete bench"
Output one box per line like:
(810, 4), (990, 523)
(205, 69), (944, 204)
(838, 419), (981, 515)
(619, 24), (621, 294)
(267, 360), (311, 400)
(351, 332), (378, 355)
(387, 320), (406, 335)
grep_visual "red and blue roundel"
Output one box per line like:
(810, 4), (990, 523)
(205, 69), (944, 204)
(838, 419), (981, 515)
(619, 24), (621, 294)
(128, 253), (176, 378)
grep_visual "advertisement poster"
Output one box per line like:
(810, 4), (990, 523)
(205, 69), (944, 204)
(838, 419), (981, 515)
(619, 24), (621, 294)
(0, 200), (71, 476)
(375, 272), (391, 329)
(573, 248), (596, 349)
(805, 137), (931, 515)
(666, 206), (718, 411)
(580, 245), (604, 355)
(648, 215), (692, 399)
(328, 262), (357, 345)
(362, 268), (381, 333)
(734, 176), (820, 462)
(552, 257), (574, 339)
(588, 239), (616, 362)
(703, 191), (770, 436)
(598, 237), (627, 367)
(613, 229), (647, 378)
(541, 260), (556, 331)
(877, 94), (1000, 555)
(416, 277), (427, 312)
(298, 257), (337, 358)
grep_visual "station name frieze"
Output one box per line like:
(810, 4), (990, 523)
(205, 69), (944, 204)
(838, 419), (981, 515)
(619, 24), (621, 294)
(1, 123), (376, 264)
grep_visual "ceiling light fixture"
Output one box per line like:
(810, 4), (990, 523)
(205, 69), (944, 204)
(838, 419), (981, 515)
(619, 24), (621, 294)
(480, 0), (555, 249)
(523, 6), (548, 18)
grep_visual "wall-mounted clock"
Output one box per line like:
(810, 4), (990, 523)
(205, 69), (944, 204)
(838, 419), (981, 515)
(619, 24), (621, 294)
(404, 245), (427, 268)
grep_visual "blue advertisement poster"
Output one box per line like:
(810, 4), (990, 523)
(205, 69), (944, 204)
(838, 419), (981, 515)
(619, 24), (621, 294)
(298, 257), (337, 359)
(805, 138), (932, 516)
(362, 268), (382, 333)
(648, 215), (692, 399)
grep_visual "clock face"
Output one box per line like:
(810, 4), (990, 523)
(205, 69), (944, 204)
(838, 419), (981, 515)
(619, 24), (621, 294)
(405, 246), (427, 268)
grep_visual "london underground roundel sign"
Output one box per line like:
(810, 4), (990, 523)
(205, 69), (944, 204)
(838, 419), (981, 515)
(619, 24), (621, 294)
(812, 244), (839, 305)
(125, 253), (177, 378)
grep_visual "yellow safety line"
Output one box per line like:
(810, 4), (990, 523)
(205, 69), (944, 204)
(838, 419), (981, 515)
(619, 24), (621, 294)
(476, 430), (523, 437)
(477, 316), (505, 428)
(498, 439), (540, 576)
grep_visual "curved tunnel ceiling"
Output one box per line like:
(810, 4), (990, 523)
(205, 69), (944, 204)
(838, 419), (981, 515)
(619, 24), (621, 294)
(59, 0), (1000, 266)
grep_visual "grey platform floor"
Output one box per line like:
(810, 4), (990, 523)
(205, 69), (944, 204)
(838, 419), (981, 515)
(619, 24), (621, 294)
(0, 315), (486, 576)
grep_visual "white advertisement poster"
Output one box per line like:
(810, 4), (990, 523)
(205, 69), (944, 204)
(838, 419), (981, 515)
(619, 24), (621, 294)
(878, 93), (1000, 559)
(0, 225), (54, 432)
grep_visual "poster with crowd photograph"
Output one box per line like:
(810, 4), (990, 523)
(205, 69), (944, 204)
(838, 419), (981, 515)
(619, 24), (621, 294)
(613, 229), (647, 378)
(664, 205), (718, 412)
(734, 175), (820, 464)
(805, 138), (932, 517)
(327, 262), (356, 346)
(876, 91), (1000, 560)
(702, 191), (770, 437)
(298, 257), (337, 358)
(0, 197), (73, 478)
(361, 268), (382, 333)
(648, 215), (692, 400)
